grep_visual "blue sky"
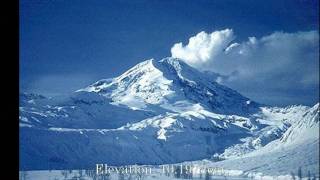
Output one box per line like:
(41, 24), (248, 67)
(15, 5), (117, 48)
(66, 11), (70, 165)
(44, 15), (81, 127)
(20, 0), (319, 106)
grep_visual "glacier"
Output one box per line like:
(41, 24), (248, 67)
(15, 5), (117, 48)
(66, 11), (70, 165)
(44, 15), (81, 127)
(19, 57), (319, 178)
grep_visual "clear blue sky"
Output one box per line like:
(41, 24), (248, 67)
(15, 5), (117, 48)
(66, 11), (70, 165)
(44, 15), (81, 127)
(20, 0), (319, 105)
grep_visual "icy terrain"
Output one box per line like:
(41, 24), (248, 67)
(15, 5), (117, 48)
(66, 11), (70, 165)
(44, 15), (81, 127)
(19, 57), (319, 178)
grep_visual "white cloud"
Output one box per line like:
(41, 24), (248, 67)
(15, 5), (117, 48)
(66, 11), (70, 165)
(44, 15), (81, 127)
(171, 30), (319, 105)
(171, 29), (235, 69)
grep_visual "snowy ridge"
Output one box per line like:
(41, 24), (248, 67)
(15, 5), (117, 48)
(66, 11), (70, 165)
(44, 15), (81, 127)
(204, 104), (319, 178)
(279, 103), (319, 145)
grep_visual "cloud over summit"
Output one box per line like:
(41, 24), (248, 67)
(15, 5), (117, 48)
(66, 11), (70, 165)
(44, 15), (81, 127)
(171, 29), (319, 105)
(171, 29), (235, 69)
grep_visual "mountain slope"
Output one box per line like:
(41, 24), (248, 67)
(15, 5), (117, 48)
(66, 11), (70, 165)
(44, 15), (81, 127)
(205, 103), (319, 177)
(20, 91), (153, 129)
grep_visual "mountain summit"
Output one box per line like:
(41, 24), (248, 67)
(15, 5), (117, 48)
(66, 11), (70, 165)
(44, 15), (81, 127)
(79, 57), (259, 116)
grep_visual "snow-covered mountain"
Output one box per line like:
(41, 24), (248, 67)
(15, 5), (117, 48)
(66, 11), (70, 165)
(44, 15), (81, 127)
(78, 58), (259, 116)
(19, 57), (319, 177)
